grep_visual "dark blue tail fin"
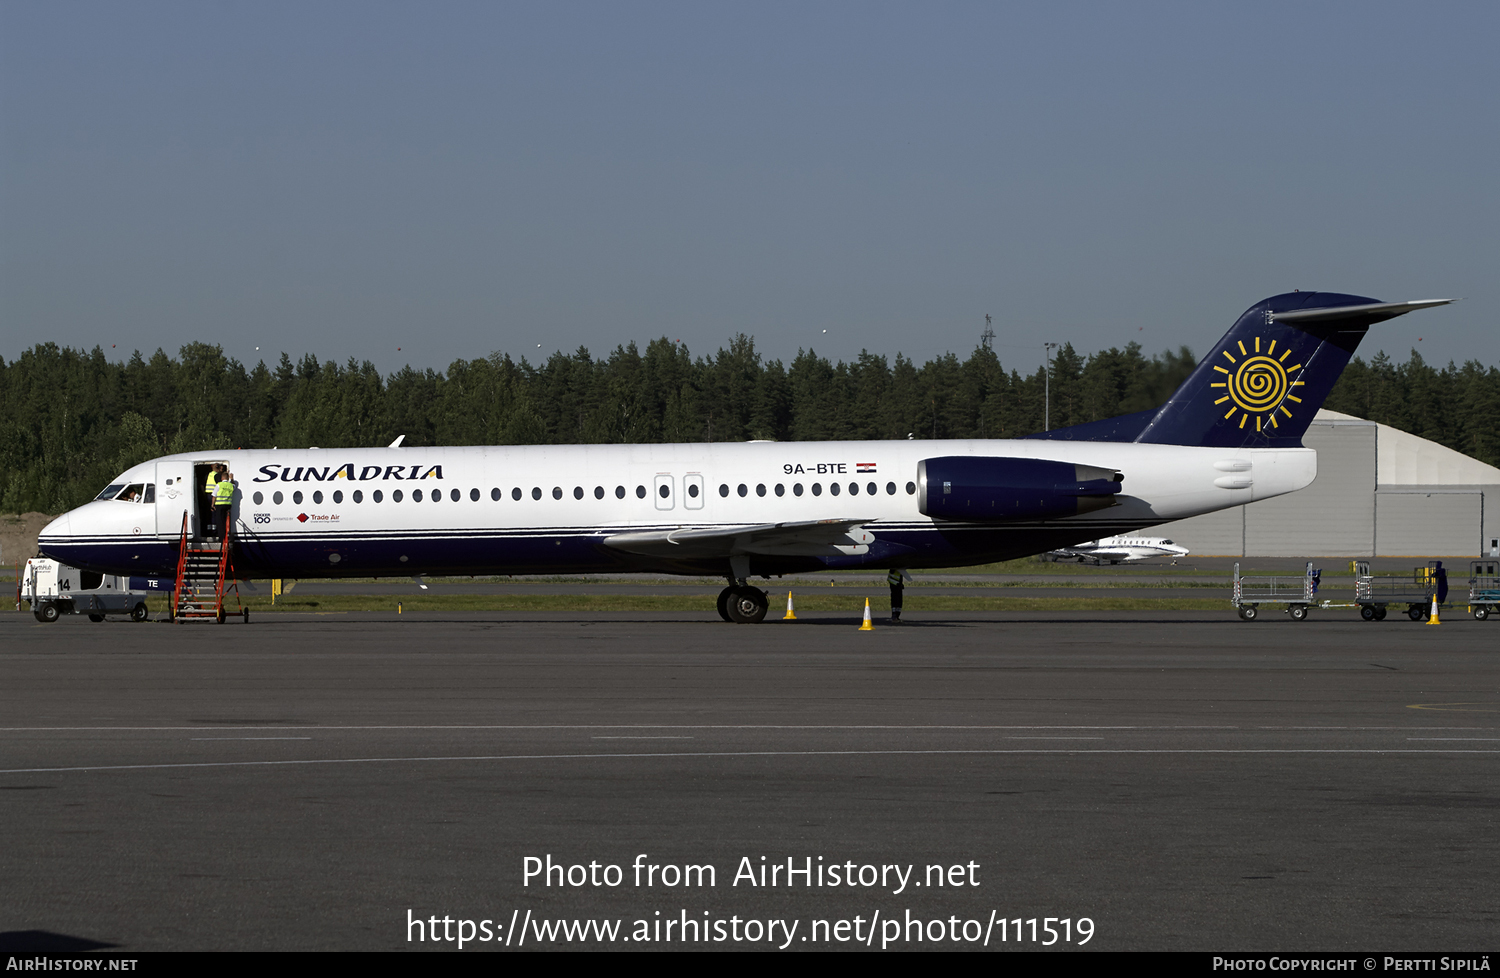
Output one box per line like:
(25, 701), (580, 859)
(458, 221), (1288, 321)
(1035, 292), (1452, 448)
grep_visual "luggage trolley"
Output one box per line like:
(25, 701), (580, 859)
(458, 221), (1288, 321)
(1354, 561), (1443, 621)
(1469, 560), (1500, 620)
(1231, 562), (1320, 621)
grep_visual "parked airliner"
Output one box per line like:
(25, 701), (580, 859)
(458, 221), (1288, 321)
(1045, 535), (1190, 565)
(38, 292), (1452, 621)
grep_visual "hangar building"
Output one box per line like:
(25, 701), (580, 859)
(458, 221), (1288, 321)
(1160, 410), (1500, 558)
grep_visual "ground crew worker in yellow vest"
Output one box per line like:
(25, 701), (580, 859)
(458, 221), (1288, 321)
(213, 471), (235, 541)
(203, 464), (222, 537)
(887, 568), (905, 623)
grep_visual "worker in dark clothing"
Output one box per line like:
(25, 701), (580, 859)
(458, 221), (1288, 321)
(887, 568), (905, 623)
(1434, 561), (1448, 605)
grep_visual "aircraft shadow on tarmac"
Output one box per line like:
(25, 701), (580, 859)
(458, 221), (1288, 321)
(0, 931), (119, 952)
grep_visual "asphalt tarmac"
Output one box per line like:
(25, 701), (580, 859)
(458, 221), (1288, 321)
(2, 609), (1496, 952)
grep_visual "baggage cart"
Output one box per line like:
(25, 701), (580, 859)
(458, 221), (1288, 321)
(1353, 561), (1444, 621)
(1469, 559), (1500, 620)
(1231, 562), (1321, 621)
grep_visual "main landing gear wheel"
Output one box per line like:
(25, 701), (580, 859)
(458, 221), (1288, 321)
(1474, 606), (1490, 621)
(716, 587), (735, 622)
(1407, 605), (1425, 621)
(131, 603), (149, 622)
(1289, 605), (1308, 621)
(1360, 605), (1376, 621)
(726, 586), (769, 624)
(1238, 606), (1258, 621)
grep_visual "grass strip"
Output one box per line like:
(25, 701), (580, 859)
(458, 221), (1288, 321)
(238, 593), (1234, 613)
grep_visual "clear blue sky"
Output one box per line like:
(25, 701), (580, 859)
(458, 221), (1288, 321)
(3, 1), (1495, 376)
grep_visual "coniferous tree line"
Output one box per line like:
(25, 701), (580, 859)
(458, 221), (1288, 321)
(1, 336), (1495, 514)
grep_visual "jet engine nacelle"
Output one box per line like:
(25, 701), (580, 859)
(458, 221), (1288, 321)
(917, 456), (1123, 522)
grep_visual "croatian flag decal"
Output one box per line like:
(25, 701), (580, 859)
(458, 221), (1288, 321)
(856, 462), (877, 473)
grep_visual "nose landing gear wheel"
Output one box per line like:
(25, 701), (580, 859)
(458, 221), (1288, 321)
(716, 587), (735, 622)
(726, 587), (769, 624)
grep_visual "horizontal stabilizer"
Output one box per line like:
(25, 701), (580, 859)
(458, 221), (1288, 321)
(1272, 298), (1456, 324)
(604, 518), (874, 558)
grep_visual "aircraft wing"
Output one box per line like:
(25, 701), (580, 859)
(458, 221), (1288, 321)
(603, 519), (875, 558)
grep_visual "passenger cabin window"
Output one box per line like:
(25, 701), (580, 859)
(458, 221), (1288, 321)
(594, 486), (604, 499)
(471, 488), (481, 501)
(451, 489), (461, 502)
(414, 489), (424, 502)
(615, 486), (625, 499)
(513, 488), (522, 501)
(314, 491), (324, 504)
(492, 488), (502, 501)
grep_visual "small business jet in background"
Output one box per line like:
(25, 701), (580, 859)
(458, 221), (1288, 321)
(39, 292), (1452, 622)
(1045, 535), (1190, 565)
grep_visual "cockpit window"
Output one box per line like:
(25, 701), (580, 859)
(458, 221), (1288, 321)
(118, 484), (145, 503)
(96, 484), (126, 501)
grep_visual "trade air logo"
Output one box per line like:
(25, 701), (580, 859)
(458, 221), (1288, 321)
(1210, 337), (1304, 432)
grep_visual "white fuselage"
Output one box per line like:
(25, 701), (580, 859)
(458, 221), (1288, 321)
(38, 439), (1314, 579)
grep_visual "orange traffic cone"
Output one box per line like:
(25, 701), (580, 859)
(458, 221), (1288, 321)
(783, 591), (797, 620)
(859, 598), (874, 631)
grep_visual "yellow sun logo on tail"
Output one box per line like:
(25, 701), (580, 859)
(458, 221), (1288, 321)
(1209, 336), (1305, 431)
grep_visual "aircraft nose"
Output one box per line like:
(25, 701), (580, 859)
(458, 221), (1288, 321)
(38, 512), (72, 541)
(36, 512), (72, 559)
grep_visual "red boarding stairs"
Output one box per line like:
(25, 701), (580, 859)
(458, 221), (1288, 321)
(171, 512), (249, 623)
